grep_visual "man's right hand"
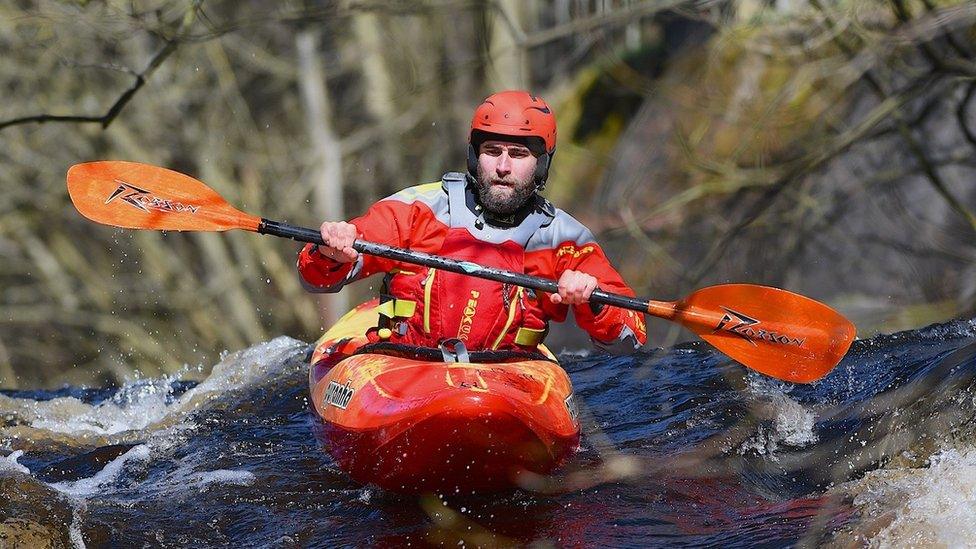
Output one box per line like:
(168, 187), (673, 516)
(317, 221), (360, 263)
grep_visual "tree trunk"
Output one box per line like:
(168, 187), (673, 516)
(352, 10), (403, 201)
(296, 28), (348, 328)
(489, 0), (528, 90)
(442, 3), (480, 149)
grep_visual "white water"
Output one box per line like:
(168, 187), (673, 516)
(135, 452), (256, 499)
(45, 438), (255, 500)
(29, 378), (178, 436)
(847, 446), (976, 547)
(50, 444), (152, 497)
(738, 377), (819, 457)
(0, 449), (30, 474)
(67, 503), (87, 549)
(2, 337), (298, 502)
(4, 336), (303, 438)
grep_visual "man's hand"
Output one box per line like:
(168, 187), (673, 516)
(317, 221), (360, 263)
(550, 270), (598, 305)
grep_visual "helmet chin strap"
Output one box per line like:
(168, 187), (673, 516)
(533, 151), (551, 191)
(466, 144), (479, 181)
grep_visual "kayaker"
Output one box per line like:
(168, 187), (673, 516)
(298, 90), (646, 354)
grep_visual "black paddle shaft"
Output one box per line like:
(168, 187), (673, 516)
(258, 218), (650, 312)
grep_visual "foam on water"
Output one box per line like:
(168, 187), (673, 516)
(183, 336), (303, 396)
(847, 447), (976, 547)
(914, 318), (976, 340)
(132, 451), (257, 500)
(188, 469), (256, 488)
(30, 378), (178, 435)
(68, 504), (86, 549)
(45, 439), (256, 500)
(770, 393), (818, 447)
(0, 449), (30, 475)
(51, 444), (151, 497)
(0, 337), (297, 509)
(2, 336), (304, 439)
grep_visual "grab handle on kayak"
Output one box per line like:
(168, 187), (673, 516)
(439, 339), (470, 363)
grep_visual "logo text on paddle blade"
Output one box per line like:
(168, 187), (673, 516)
(105, 180), (200, 214)
(714, 307), (805, 347)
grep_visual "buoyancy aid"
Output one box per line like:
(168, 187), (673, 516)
(374, 173), (554, 351)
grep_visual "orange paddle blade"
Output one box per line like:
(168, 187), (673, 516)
(66, 161), (261, 232)
(671, 284), (855, 383)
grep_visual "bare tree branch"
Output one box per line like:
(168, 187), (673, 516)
(686, 86), (927, 285)
(958, 80), (976, 148)
(812, 0), (976, 232)
(920, 0), (973, 58)
(513, 0), (691, 49)
(0, 1), (202, 132)
(890, 0), (949, 71)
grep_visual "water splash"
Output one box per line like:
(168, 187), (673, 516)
(0, 449), (30, 475)
(50, 444), (151, 497)
(736, 377), (819, 457)
(844, 447), (976, 546)
(0, 336), (305, 445)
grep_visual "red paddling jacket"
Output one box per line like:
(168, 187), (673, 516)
(298, 173), (646, 353)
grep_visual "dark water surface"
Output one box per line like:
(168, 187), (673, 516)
(3, 320), (976, 547)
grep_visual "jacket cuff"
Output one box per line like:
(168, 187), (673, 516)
(575, 301), (644, 353)
(297, 244), (357, 291)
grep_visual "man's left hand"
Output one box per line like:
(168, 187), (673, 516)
(550, 270), (598, 305)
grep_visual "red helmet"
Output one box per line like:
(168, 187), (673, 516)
(467, 90), (557, 187)
(469, 90), (556, 153)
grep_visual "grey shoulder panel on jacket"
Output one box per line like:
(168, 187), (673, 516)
(526, 208), (596, 252)
(378, 181), (450, 219)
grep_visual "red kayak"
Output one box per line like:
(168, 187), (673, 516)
(308, 300), (581, 493)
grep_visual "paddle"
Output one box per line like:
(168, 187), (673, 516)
(66, 160), (856, 383)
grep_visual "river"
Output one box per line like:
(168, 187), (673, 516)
(3, 319), (976, 547)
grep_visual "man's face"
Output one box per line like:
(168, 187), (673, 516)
(474, 140), (538, 215)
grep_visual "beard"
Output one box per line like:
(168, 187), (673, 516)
(474, 168), (536, 216)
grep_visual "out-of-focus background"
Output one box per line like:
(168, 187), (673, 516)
(2, 0), (975, 388)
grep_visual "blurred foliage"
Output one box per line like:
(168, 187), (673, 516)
(2, 0), (976, 387)
(550, 0), (976, 354)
